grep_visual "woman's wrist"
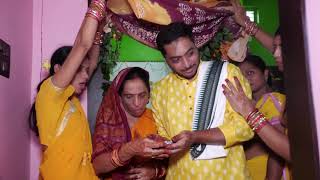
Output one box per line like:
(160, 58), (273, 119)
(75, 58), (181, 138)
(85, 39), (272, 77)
(152, 164), (159, 179)
(118, 142), (135, 161)
(157, 165), (166, 179)
(125, 141), (139, 157)
(246, 110), (269, 133)
(243, 17), (259, 36)
(86, 0), (106, 22)
(242, 105), (256, 119)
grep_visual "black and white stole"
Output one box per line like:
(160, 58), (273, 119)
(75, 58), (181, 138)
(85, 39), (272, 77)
(191, 61), (228, 160)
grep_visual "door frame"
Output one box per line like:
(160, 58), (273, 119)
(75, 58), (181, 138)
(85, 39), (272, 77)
(278, 0), (320, 179)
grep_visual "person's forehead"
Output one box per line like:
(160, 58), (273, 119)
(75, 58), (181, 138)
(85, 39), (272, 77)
(240, 62), (256, 70)
(122, 86), (148, 95)
(164, 37), (194, 56)
(123, 78), (147, 88)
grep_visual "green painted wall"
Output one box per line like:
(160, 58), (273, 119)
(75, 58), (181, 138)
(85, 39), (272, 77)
(243, 0), (279, 65)
(119, 35), (164, 62)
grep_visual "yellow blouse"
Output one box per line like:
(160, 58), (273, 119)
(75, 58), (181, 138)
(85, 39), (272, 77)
(36, 78), (98, 180)
(151, 63), (254, 180)
(246, 92), (287, 180)
(246, 92), (286, 180)
(256, 92), (286, 121)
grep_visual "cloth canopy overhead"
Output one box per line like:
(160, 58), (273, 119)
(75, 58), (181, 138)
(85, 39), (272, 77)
(105, 0), (241, 48)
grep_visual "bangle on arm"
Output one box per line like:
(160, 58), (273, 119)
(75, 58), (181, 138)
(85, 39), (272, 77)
(152, 163), (166, 179)
(86, 0), (106, 22)
(157, 165), (166, 179)
(153, 164), (159, 179)
(110, 145), (129, 168)
(244, 17), (259, 36)
(246, 108), (259, 121)
(246, 109), (269, 133)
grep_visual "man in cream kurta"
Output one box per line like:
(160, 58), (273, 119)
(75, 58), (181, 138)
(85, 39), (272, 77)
(151, 22), (254, 179)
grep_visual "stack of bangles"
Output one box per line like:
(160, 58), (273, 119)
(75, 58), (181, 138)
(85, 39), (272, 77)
(86, 0), (106, 45)
(86, 0), (106, 22)
(244, 17), (259, 36)
(246, 108), (269, 133)
(110, 146), (129, 167)
(153, 164), (166, 179)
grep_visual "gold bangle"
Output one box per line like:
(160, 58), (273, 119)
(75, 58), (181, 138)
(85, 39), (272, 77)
(111, 147), (123, 167)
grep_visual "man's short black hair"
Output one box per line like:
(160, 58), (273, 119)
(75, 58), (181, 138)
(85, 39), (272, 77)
(156, 22), (193, 56)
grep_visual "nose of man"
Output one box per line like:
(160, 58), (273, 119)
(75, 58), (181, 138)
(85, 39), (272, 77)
(182, 57), (192, 70)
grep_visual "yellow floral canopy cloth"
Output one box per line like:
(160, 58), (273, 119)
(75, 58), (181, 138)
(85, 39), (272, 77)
(106, 0), (241, 48)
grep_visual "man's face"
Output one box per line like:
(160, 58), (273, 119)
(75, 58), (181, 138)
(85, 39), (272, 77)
(163, 37), (200, 79)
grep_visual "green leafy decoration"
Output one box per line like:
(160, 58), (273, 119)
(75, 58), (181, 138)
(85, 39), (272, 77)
(199, 28), (233, 61)
(99, 27), (122, 91)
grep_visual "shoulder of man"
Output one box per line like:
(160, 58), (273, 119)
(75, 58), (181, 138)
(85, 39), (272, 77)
(152, 72), (175, 90)
(226, 62), (252, 99)
(226, 62), (241, 71)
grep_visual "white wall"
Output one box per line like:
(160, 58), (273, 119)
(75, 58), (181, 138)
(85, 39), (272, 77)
(305, 0), (320, 158)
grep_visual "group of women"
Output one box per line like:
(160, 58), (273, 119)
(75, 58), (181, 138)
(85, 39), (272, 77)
(29, 0), (291, 179)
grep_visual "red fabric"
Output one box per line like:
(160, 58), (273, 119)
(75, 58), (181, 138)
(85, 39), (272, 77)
(107, 0), (241, 48)
(92, 68), (133, 179)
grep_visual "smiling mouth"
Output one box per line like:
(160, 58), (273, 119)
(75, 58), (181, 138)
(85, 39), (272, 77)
(184, 68), (194, 74)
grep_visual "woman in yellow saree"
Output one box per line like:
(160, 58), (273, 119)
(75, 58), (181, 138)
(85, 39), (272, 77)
(32, 0), (108, 179)
(92, 67), (168, 180)
(237, 55), (286, 180)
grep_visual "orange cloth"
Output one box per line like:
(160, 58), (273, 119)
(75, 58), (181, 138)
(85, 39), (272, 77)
(131, 109), (157, 139)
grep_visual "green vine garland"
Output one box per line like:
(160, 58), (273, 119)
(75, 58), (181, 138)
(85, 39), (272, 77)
(99, 27), (122, 91)
(199, 28), (233, 61)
